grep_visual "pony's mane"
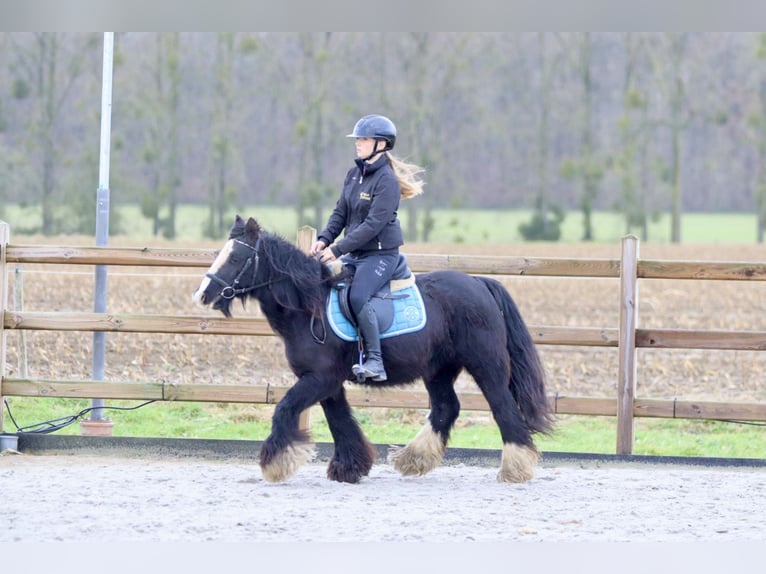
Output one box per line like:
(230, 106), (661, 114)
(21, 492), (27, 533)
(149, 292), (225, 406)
(246, 225), (340, 317)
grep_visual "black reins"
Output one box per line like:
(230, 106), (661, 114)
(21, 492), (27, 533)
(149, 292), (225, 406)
(206, 237), (263, 300)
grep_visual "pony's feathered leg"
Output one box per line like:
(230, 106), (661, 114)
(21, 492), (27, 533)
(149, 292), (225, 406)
(320, 388), (377, 483)
(470, 357), (542, 483)
(388, 424), (446, 476)
(260, 441), (317, 483)
(260, 374), (339, 483)
(388, 367), (460, 476)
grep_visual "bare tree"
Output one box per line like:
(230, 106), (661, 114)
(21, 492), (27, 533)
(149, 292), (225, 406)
(557, 33), (606, 241)
(751, 34), (766, 242)
(164, 33), (181, 239)
(204, 33), (258, 238)
(135, 33), (182, 238)
(518, 32), (567, 241)
(394, 33), (470, 242)
(646, 33), (729, 243)
(8, 32), (98, 234)
(289, 33), (336, 229)
(613, 33), (655, 240)
(665, 33), (689, 244)
(206, 33), (235, 238)
(0, 33), (10, 218)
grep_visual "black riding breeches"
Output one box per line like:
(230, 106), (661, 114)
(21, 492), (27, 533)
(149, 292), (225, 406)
(344, 251), (400, 317)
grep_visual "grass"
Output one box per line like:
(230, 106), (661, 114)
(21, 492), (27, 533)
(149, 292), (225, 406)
(5, 397), (764, 459)
(2, 203), (763, 244)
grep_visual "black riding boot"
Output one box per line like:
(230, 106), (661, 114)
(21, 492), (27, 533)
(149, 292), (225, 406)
(352, 302), (387, 382)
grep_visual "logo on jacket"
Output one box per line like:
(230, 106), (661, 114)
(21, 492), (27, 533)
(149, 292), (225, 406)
(359, 192), (371, 201)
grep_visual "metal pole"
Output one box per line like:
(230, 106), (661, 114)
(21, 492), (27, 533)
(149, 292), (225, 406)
(89, 32), (114, 423)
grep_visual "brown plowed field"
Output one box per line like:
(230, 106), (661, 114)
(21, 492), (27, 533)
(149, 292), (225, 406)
(5, 239), (766, 405)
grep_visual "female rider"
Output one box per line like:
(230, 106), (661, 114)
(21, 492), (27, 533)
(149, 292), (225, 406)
(310, 114), (424, 381)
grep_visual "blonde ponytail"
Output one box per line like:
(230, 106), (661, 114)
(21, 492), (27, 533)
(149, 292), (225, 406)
(387, 152), (426, 199)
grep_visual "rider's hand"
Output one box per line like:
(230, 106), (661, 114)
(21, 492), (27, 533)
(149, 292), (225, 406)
(319, 248), (337, 263)
(309, 240), (326, 257)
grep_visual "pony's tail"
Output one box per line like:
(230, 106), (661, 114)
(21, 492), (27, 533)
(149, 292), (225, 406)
(479, 277), (554, 435)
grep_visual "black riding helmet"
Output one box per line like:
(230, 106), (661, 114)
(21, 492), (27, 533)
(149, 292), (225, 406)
(346, 115), (397, 158)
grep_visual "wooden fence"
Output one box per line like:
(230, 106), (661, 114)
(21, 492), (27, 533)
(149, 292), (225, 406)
(1, 219), (765, 455)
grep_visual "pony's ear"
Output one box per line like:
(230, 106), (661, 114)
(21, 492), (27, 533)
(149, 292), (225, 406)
(229, 214), (246, 238)
(245, 217), (262, 237)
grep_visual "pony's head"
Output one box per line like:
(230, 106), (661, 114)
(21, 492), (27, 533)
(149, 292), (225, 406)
(192, 215), (263, 317)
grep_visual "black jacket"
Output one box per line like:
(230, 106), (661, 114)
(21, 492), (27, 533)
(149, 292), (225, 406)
(318, 155), (403, 257)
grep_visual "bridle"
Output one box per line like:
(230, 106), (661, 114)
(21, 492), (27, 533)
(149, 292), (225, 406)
(205, 237), (262, 300)
(204, 234), (328, 344)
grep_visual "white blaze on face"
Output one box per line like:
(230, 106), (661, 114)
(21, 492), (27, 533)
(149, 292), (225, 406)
(191, 239), (235, 306)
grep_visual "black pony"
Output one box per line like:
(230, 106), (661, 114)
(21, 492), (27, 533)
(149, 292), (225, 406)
(193, 215), (553, 483)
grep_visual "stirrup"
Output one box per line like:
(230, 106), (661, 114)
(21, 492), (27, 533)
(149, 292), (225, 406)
(352, 362), (387, 382)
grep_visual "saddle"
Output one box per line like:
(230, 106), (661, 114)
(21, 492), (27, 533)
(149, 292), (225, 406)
(326, 254), (427, 342)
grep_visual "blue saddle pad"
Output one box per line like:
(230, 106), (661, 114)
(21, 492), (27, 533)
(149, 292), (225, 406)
(327, 283), (427, 342)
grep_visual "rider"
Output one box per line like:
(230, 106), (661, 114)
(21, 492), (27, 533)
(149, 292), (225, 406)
(310, 114), (425, 381)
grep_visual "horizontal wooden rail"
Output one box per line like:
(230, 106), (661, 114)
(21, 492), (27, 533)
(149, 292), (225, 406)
(3, 311), (276, 336)
(3, 311), (613, 345)
(635, 329), (766, 351)
(6, 311), (766, 351)
(5, 245), (216, 268)
(405, 254), (620, 277)
(7, 244), (619, 277)
(9, 244), (766, 281)
(638, 259), (766, 280)
(3, 378), (765, 422)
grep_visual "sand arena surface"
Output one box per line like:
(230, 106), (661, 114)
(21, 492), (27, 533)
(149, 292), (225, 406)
(1, 451), (764, 543)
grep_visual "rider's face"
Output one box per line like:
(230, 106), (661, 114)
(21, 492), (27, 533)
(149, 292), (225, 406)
(355, 137), (381, 161)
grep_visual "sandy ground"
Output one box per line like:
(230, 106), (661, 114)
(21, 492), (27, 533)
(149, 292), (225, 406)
(1, 451), (764, 543)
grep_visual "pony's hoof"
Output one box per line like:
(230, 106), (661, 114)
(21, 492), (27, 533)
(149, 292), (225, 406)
(326, 441), (377, 483)
(326, 460), (364, 484)
(496, 443), (539, 483)
(260, 442), (316, 483)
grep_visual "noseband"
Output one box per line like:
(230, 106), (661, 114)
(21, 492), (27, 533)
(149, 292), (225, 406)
(206, 237), (262, 300)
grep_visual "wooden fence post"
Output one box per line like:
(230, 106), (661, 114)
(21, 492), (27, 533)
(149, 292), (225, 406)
(617, 235), (639, 454)
(295, 226), (317, 433)
(0, 221), (10, 432)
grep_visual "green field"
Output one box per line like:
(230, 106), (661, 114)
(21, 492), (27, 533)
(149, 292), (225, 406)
(1, 203), (763, 244)
(4, 397), (764, 460)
